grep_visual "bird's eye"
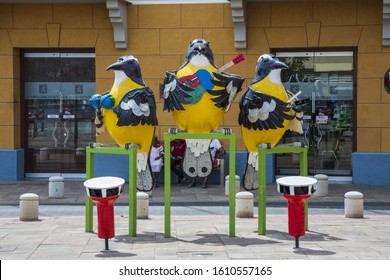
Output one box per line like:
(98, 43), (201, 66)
(262, 56), (269, 62)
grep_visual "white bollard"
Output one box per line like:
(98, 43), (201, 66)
(225, 175), (241, 196)
(236, 191), (254, 218)
(314, 174), (328, 196)
(345, 191), (364, 218)
(20, 193), (39, 221)
(49, 176), (64, 198)
(137, 192), (149, 219)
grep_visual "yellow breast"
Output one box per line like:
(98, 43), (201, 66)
(103, 79), (154, 152)
(173, 63), (225, 133)
(242, 78), (290, 151)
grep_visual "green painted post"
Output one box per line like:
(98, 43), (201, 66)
(299, 147), (309, 230)
(229, 134), (236, 237)
(129, 147), (137, 237)
(163, 131), (236, 238)
(164, 134), (171, 238)
(258, 148), (267, 235)
(85, 147), (94, 232)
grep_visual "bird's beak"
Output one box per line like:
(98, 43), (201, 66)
(271, 59), (288, 70)
(106, 61), (124, 71)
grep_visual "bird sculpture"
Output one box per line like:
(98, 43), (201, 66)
(90, 55), (158, 193)
(239, 54), (304, 190)
(163, 38), (245, 179)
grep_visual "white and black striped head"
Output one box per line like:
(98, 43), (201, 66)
(181, 38), (215, 68)
(252, 54), (288, 84)
(107, 55), (145, 86)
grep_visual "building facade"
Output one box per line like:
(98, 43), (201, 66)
(0, 0), (389, 185)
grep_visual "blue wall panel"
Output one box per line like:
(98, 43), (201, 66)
(0, 149), (24, 180)
(352, 152), (390, 185)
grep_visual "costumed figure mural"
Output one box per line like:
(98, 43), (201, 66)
(90, 55), (158, 193)
(162, 38), (245, 180)
(239, 54), (305, 190)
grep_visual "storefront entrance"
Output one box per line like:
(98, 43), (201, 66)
(275, 50), (355, 177)
(23, 51), (96, 174)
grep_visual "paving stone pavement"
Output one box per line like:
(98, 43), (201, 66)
(0, 179), (389, 260)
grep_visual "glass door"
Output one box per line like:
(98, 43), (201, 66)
(24, 51), (96, 173)
(275, 51), (355, 176)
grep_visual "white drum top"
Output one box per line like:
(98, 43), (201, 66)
(84, 176), (125, 190)
(276, 176), (317, 187)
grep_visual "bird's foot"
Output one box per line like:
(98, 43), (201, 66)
(243, 164), (258, 191)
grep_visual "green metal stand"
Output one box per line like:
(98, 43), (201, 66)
(257, 143), (308, 235)
(163, 131), (236, 237)
(85, 145), (138, 237)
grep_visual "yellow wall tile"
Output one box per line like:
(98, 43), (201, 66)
(53, 4), (93, 29)
(139, 55), (182, 79)
(357, 79), (381, 104)
(358, 26), (382, 53)
(160, 29), (203, 55)
(223, 104), (240, 126)
(358, 53), (390, 79)
(9, 30), (48, 48)
(357, 127), (380, 152)
(0, 126), (19, 148)
(382, 86), (390, 103)
(271, 1), (312, 27)
(265, 27), (307, 48)
(93, 3), (112, 29)
(357, 0), (382, 25)
(143, 79), (162, 102)
(247, 28), (270, 55)
(314, 0), (357, 26)
(223, 3), (233, 28)
(382, 128), (390, 152)
(306, 22), (321, 47)
(96, 78), (113, 93)
(0, 30), (12, 55)
(0, 56), (14, 78)
(128, 5), (139, 28)
(156, 103), (175, 126)
(59, 30), (99, 47)
(13, 4), (52, 29)
(203, 28), (238, 55)
(96, 55), (122, 79)
(319, 26), (362, 47)
(0, 103), (15, 125)
(182, 4), (224, 28)
(47, 24), (60, 48)
(0, 79), (15, 103)
(95, 29), (128, 56)
(0, 4), (13, 29)
(357, 104), (390, 127)
(128, 29), (159, 54)
(247, 2), (271, 27)
(139, 5), (180, 28)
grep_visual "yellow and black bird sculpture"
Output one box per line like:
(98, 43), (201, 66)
(239, 54), (304, 190)
(90, 55), (158, 193)
(163, 38), (245, 179)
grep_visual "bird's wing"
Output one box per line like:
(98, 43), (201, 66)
(114, 87), (158, 127)
(208, 71), (245, 111)
(162, 71), (193, 112)
(238, 87), (295, 130)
